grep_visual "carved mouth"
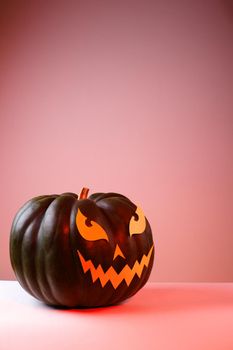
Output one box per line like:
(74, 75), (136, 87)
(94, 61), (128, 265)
(77, 245), (154, 289)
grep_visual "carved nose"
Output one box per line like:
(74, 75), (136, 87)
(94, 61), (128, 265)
(113, 244), (126, 260)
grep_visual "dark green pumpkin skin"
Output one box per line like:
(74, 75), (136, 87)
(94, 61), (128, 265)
(10, 191), (154, 308)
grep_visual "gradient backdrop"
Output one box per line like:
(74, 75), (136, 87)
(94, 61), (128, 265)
(0, 0), (233, 282)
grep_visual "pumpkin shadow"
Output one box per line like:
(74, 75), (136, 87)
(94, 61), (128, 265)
(121, 283), (233, 315)
(39, 283), (233, 315)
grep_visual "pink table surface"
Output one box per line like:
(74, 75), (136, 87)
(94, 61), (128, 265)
(0, 281), (233, 350)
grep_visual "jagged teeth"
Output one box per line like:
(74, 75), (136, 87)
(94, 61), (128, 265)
(77, 245), (154, 289)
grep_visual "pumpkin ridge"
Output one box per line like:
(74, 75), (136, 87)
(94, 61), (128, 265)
(27, 196), (60, 304)
(10, 197), (42, 237)
(35, 196), (68, 305)
(39, 196), (70, 252)
(96, 196), (136, 213)
(35, 201), (62, 305)
(42, 195), (80, 306)
(68, 199), (83, 273)
(12, 196), (57, 238)
(69, 201), (89, 306)
(91, 192), (130, 202)
(10, 196), (57, 299)
(21, 213), (49, 302)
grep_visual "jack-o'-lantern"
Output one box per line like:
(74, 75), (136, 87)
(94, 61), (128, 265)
(10, 188), (154, 308)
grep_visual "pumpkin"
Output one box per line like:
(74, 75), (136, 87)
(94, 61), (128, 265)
(10, 188), (154, 308)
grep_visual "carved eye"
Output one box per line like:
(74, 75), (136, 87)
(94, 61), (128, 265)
(129, 206), (146, 236)
(76, 209), (109, 241)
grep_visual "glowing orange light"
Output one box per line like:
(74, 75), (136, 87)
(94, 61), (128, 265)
(77, 245), (154, 289)
(129, 206), (146, 236)
(76, 209), (109, 241)
(113, 244), (125, 260)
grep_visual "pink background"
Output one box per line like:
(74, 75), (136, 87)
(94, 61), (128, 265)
(1, 0), (233, 282)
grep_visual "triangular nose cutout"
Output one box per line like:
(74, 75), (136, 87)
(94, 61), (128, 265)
(113, 244), (126, 260)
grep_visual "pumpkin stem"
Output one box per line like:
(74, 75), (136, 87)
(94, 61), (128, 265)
(79, 187), (89, 199)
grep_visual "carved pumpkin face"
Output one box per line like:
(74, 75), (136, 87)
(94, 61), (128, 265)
(10, 188), (154, 308)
